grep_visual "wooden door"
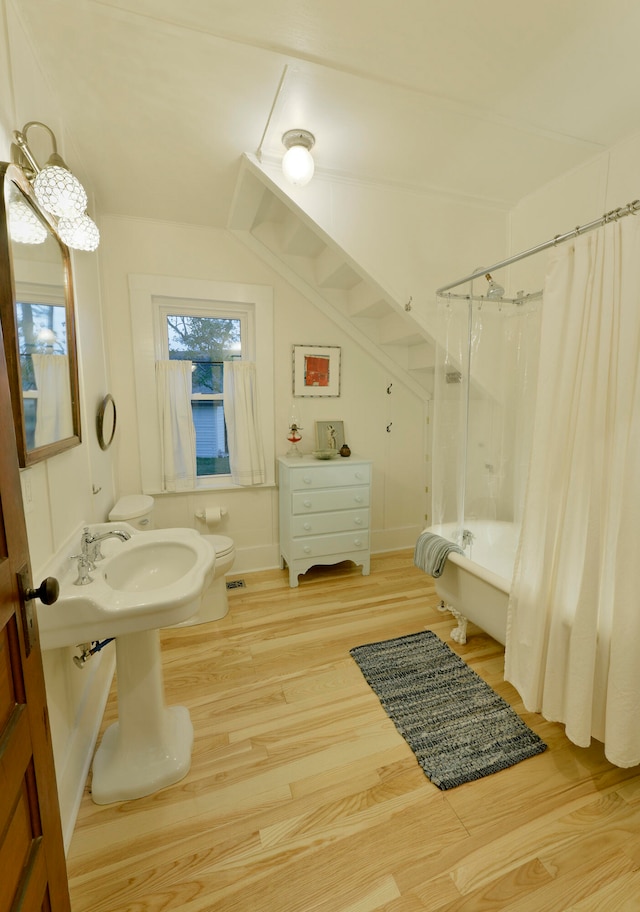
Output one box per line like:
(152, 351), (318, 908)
(0, 325), (70, 907)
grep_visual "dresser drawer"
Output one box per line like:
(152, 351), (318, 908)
(292, 486), (369, 514)
(289, 463), (371, 491)
(291, 530), (370, 560)
(291, 509), (369, 537)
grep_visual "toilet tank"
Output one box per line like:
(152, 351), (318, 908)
(108, 494), (155, 530)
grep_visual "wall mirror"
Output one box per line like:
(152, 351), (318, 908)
(0, 162), (81, 465)
(96, 393), (116, 450)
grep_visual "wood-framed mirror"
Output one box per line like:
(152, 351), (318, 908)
(0, 162), (81, 465)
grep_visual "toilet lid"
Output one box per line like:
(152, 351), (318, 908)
(207, 534), (234, 557)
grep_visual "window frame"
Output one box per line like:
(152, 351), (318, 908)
(129, 274), (275, 492)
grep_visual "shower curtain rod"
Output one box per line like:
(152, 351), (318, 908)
(436, 198), (640, 295)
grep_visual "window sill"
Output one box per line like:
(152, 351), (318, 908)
(144, 479), (277, 495)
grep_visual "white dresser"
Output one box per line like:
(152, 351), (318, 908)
(278, 454), (372, 588)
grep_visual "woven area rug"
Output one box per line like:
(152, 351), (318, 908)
(350, 630), (547, 790)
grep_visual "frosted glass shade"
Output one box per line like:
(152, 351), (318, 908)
(57, 213), (100, 251)
(8, 200), (47, 244)
(33, 164), (88, 218)
(282, 145), (315, 187)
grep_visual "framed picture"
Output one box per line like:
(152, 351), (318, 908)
(292, 344), (341, 397)
(315, 420), (345, 453)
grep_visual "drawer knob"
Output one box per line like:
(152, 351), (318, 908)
(303, 522), (311, 530)
(354, 538), (362, 547)
(354, 517), (363, 525)
(303, 546), (312, 554)
(355, 472), (363, 479)
(303, 500), (312, 508)
(303, 476), (312, 485)
(354, 495), (363, 503)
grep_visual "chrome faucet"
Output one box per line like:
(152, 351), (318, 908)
(71, 527), (131, 586)
(82, 526), (131, 563)
(461, 528), (474, 549)
(455, 528), (475, 550)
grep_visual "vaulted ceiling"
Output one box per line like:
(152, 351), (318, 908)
(12, 0), (640, 228)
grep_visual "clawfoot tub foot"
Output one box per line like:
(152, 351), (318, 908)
(437, 601), (468, 645)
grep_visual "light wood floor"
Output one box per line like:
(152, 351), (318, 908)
(66, 551), (640, 911)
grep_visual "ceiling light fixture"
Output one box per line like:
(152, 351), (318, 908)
(281, 129), (315, 187)
(11, 121), (100, 251)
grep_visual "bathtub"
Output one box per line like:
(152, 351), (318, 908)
(425, 520), (520, 646)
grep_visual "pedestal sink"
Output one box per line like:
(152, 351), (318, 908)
(37, 526), (215, 804)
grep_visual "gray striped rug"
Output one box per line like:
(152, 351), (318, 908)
(350, 630), (547, 789)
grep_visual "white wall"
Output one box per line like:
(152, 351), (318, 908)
(99, 215), (428, 560)
(259, 162), (511, 339)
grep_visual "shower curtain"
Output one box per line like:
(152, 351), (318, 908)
(431, 295), (540, 530)
(505, 216), (640, 767)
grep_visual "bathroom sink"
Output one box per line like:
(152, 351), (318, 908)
(37, 527), (215, 650)
(103, 540), (199, 592)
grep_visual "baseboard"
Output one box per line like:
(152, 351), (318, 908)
(371, 526), (421, 554)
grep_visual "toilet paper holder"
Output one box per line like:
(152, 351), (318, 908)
(195, 507), (228, 524)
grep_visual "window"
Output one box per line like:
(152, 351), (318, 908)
(130, 275), (274, 492)
(16, 294), (67, 450)
(162, 311), (242, 478)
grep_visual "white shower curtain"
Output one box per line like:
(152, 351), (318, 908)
(156, 360), (197, 491)
(32, 353), (73, 446)
(505, 216), (640, 767)
(223, 361), (265, 485)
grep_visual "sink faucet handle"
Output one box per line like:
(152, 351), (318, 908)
(70, 552), (95, 585)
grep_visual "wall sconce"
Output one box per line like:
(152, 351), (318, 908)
(11, 121), (100, 251)
(281, 129), (315, 187)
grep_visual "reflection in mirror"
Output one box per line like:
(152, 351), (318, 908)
(0, 163), (81, 465)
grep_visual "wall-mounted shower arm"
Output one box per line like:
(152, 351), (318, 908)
(436, 198), (640, 295)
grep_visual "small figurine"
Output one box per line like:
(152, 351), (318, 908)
(287, 422), (303, 457)
(339, 443), (351, 457)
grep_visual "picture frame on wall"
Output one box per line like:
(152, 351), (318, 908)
(292, 344), (341, 397)
(315, 420), (345, 452)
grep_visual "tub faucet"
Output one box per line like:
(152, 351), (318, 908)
(456, 528), (474, 550)
(81, 526), (131, 563)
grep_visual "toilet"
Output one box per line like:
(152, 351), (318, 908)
(108, 495), (235, 624)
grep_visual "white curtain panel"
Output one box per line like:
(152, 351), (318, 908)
(32, 353), (73, 446)
(155, 360), (197, 492)
(223, 361), (266, 485)
(505, 216), (640, 767)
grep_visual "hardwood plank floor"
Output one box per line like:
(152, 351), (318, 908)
(66, 552), (640, 911)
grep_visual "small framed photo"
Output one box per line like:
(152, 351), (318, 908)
(315, 420), (345, 452)
(292, 345), (341, 397)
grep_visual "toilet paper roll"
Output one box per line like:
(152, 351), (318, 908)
(204, 507), (224, 525)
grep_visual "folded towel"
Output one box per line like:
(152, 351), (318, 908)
(414, 531), (464, 578)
